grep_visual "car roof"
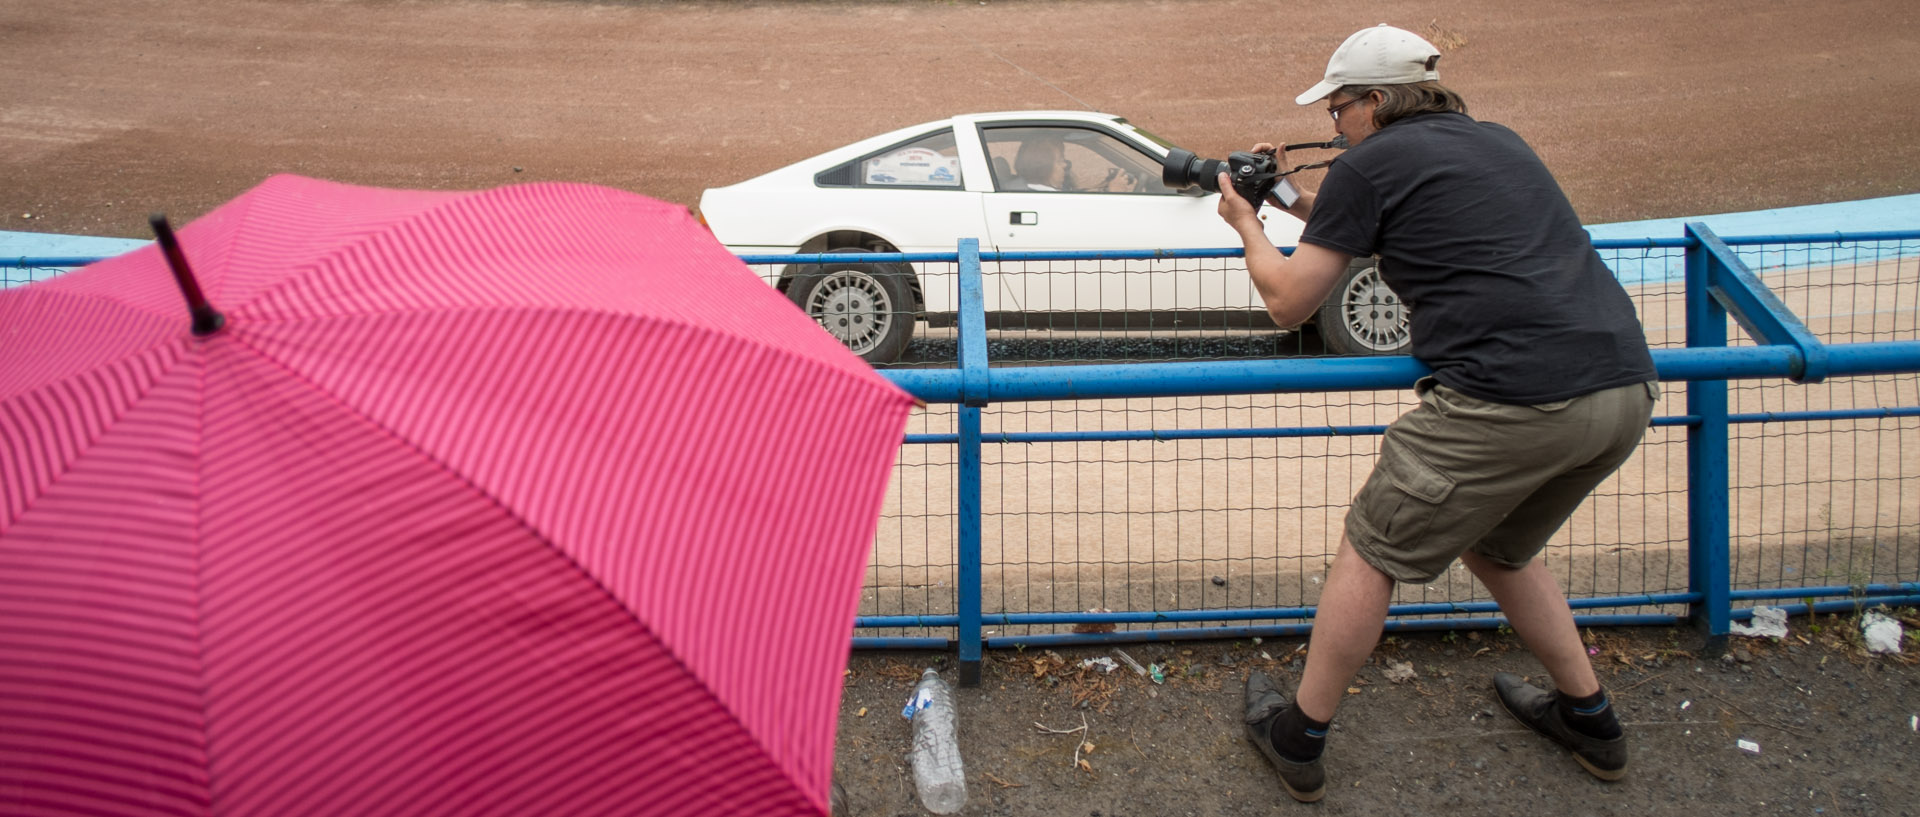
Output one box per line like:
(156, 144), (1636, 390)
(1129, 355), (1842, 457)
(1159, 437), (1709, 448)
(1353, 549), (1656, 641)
(713, 111), (1137, 190)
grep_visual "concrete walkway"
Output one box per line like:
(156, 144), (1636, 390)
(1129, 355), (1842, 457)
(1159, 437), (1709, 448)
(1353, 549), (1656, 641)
(1583, 193), (1920, 241)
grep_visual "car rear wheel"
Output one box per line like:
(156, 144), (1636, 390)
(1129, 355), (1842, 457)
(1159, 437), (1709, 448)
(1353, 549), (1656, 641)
(786, 248), (917, 364)
(1316, 257), (1410, 356)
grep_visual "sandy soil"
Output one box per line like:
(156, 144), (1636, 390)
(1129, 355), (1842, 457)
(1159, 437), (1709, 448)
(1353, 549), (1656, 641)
(4, 0), (1919, 239)
(5, 2), (1918, 815)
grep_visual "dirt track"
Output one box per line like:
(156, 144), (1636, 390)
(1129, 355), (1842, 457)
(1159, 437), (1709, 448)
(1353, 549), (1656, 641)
(7, 4), (1919, 816)
(5, 0), (1920, 240)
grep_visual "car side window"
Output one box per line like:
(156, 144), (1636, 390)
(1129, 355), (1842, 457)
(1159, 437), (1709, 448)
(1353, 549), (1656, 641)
(983, 126), (1172, 195)
(857, 130), (963, 188)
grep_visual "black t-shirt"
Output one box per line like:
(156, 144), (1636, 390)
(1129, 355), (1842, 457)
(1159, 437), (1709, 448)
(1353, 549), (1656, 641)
(1301, 112), (1656, 404)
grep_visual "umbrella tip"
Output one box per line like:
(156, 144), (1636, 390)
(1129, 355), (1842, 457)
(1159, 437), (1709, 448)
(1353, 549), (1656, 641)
(148, 212), (225, 337)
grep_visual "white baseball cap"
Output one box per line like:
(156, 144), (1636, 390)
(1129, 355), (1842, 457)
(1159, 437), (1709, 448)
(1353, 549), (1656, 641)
(1295, 24), (1442, 106)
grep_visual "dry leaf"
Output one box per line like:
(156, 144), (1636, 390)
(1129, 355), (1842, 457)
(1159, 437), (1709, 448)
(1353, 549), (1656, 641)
(856, 707), (868, 718)
(1076, 759), (1093, 773)
(1080, 742), (1095, 755)
(1346, 686), (1362, 695)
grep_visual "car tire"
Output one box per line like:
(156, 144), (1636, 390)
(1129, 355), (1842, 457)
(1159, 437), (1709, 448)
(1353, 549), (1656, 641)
(786, 248), (917, 364)
(1316, 257), (1410, 356)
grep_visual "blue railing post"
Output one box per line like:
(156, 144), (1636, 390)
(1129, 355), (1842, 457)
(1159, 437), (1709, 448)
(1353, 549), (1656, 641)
(1683, 223), (1732, 647)
(955, 239), (987, 685)
(1692, 225), (1829, 382)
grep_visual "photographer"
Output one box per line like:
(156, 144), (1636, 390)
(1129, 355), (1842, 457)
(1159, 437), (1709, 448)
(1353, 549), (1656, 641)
(1216, 25), (1659, 803)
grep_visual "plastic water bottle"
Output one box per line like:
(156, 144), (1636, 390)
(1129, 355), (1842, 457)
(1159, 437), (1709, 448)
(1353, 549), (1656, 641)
(905, 668), (966, 814)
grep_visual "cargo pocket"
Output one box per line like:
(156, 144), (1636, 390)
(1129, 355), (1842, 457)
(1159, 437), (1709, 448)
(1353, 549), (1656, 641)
(1370, 439), (1457, 543)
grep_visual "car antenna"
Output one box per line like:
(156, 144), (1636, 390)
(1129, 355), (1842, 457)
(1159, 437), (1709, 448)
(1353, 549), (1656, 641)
(148, 212), (226, 337)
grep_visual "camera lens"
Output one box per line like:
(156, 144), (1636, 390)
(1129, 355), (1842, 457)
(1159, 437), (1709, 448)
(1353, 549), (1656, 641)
(1160, 148), (1224, 193)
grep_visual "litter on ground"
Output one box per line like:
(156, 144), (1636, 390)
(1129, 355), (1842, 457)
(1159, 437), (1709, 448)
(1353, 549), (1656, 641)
(1731, 605), (1789, 638)
(1861, 610), (1904, 654)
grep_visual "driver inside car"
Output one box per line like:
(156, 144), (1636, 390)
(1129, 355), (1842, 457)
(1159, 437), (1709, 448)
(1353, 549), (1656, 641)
(1012, 137), (1139, 193)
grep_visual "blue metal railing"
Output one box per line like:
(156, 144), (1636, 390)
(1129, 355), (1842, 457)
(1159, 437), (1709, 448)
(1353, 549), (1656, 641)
(850, 224), (1920, 681)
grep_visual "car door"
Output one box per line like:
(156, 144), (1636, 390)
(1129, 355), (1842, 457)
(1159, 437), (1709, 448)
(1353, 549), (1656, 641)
(976, 122), (1302, 317)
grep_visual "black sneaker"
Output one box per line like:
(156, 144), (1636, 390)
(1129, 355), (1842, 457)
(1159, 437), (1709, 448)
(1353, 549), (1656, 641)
(1492, 672), (1628, 781)
(1243, 670), (1326, 802)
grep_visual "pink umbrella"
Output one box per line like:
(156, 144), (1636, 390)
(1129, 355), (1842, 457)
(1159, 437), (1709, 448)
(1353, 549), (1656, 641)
(0, 175), (914, 816)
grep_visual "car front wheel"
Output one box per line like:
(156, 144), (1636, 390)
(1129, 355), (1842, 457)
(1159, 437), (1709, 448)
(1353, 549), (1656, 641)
(1316, 257), (1410, 356)
(785, 248), (917, 364)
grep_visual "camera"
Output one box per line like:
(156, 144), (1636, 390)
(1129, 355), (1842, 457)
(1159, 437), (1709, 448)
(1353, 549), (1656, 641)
(1160, 137), (1347, 211)
(1161, 148), (1280, 208)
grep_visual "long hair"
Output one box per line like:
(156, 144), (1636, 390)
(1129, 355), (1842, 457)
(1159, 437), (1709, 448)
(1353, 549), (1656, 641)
(1339, 81), (1468, 128)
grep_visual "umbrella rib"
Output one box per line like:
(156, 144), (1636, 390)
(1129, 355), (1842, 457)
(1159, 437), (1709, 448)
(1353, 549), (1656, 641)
(197, 183), (480, 322)
(212, 330), (827, 807)
(211, 331), (576, 554)
(2, 340), (188, 533)
(186, 350), (215, 809)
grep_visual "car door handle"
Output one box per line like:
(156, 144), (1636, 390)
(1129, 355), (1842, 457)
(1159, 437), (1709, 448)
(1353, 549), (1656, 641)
(1010, 211), (1038, 226)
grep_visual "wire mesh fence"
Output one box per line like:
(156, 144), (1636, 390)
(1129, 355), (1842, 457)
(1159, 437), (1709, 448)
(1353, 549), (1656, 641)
(1717, 237), (1920, 600)
(734, 236), (1920, 643)
(3, 262), (69, 289)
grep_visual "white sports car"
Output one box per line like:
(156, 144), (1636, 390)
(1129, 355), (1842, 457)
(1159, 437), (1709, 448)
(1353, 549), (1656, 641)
(697, 111), (1407, 363)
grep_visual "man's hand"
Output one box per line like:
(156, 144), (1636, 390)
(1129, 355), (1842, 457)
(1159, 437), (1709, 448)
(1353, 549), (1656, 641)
(1216, 172), (1259, 227)
(1250, 142), (1315, 220)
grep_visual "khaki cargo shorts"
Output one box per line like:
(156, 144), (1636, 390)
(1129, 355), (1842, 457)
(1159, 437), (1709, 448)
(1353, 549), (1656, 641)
(1344, 378), (1659, 583)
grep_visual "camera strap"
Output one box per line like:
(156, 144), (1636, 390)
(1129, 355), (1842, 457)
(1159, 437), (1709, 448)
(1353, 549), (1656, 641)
(1276, 138), (1346, 177)
(1275, 160), (1335, 178)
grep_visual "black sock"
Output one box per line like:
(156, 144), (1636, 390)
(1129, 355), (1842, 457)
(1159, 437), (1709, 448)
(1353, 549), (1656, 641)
(1267, 705), (1330, 762)
(1557, 688), (1623, 740)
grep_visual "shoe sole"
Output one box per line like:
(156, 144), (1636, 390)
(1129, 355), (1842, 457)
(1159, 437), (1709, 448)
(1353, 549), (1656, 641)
(1243, 722), (1327, 803)
(1496, 693), (1628, 782)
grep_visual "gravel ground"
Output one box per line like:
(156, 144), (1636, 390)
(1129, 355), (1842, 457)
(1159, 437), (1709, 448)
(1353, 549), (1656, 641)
(839, 620), (1919, 816)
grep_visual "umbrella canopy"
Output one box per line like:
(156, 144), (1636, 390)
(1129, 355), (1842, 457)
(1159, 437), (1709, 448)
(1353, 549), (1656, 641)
(0, 175), (915, 816)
